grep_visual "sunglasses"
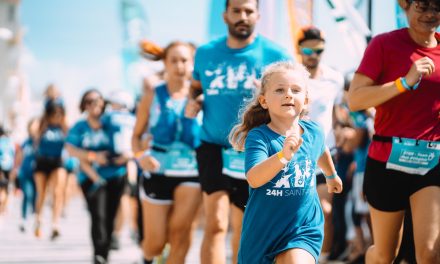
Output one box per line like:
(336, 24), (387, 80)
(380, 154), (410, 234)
(300, 47), (324, 56)
(84, 97), (102, 106)
(411, 0), (440, 13)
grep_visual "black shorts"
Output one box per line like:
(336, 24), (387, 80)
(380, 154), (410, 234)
(121, 179), (138, 198)
(35, 156), (63, 175)
(126, 182), (138, 198)
(315, 152), (340, 186)
(315, 172), (326, 185)
(196, 141), (249, 211)
(363, 156), (440, 212)
(140, 173), (199, 205)
(0, 170), (10, 189)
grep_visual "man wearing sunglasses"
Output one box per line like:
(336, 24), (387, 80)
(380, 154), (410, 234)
(410, 0), (440, 13)
(297, 26), (345, 263)
(347, 0), (440, 263)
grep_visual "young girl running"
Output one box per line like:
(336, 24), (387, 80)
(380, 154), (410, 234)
(229, 61), (343, 264)
(34, 100), (68, 239)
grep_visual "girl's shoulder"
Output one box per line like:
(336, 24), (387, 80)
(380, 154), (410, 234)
(248, 124), (271, 137)
(70, 118), (89, 132)
(300, 119), (325, 139)
(300, 119), (321, 131)
(247, 124), (280, 144)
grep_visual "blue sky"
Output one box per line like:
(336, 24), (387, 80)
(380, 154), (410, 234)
(20, 0), (396, 118)
(20, 0), (207, 102)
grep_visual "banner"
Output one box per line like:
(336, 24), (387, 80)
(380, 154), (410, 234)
(287, 0), (313, 56)
(324, 0), (370, 69)
(120, 0), (148, 96)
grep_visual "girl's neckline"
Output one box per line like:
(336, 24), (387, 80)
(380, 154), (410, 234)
(264, 121), (306, 138)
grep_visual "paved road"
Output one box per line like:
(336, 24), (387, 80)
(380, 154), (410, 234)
(0, 193), (228, 264)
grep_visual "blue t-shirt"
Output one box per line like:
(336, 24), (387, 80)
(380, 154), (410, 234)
(193, 35), (292, 147)
(19, 138), (35, 179)
(66, 119), (126, 184)
(101, 110), (136, 155)
(350, 111), (371, 173)
(239, 120), (325, 263)
(37, 125), (65, 158)
(0, 136), (15, 171)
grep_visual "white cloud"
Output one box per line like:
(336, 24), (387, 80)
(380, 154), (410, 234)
(21, 47), (124, 124)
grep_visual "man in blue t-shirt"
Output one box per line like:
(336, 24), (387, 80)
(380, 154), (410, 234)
(184, 0), (292, 263)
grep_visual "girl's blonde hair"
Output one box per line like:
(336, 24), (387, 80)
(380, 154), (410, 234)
(229, 61), (310, 151)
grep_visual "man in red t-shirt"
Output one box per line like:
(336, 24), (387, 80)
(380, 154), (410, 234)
(347, 0), (440, 263)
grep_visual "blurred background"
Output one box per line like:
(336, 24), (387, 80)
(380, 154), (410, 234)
(0, 0), (400, 143)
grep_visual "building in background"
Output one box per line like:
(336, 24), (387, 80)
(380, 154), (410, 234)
(0, 0), (30, 142)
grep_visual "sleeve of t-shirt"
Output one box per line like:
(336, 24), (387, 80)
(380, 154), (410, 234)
(356, 35), (384, 81)
(244, 129), (269, 174)
(313, 121), (326, 156)
(272, 46), (294, 63)
(20, 141), (27, 150)
(66, 122), (82, 148)
(351, 112), (368, 129)
(278, 48), (294, 62)
(334, 73), (345, 105)
(192, 48), (201, 81)
(100, 113), (110, 128)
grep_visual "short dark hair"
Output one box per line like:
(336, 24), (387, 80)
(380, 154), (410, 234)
(297, 26), (325, 45)
(44, 99), (65, 117)
(403, 0), (440, 8)
(225, 0), (259, 11)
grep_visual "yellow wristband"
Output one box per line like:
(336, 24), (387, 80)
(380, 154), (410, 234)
(87, 151), (96, 162)
(134, 151), (144, 159)
(277, 151), (289, 165)
(395, 78), (406, 93)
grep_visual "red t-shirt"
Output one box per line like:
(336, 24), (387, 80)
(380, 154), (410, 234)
(357, 28), (440, 162)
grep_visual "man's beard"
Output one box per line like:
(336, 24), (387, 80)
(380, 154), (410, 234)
(228, 21), (255, 40)
(305, 60), (319, 70)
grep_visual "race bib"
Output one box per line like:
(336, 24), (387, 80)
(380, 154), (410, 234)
(386, 137), (440, 175)
(151, 142), (198, 177)
(222, 148), (246, 180)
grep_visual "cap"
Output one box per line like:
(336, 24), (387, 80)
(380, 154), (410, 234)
(297, 26), (325, 45)
(107, 90), (134, 110)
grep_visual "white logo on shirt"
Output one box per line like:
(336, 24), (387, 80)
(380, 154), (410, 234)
(266, 158), (314, 197)
(204, 63), (256, 95)
(274, 174), (292, 188)
(82, 130), (109, 148)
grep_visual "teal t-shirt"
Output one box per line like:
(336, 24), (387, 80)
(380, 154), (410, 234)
(239, 120), (325, 263)
(193, 35), (292, 147)
(19, 138), (35, 179)
(101, 110), (136, 155)
(0, 136), (15, 171)
(66, 119), (125, 184)
(350, 111), (371, 173)
(37, 125), (65, 158)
